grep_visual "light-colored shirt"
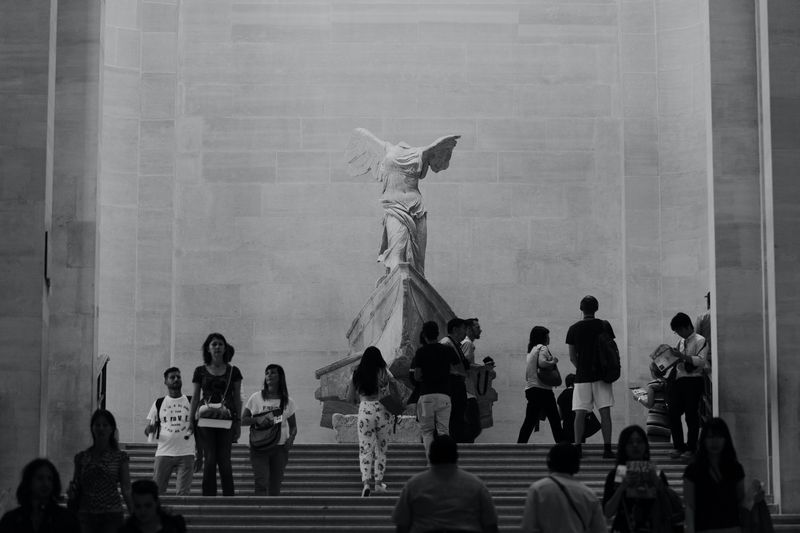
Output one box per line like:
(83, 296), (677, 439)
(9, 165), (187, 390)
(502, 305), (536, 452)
(244, 393), (296, 444)
(393, 464), (498, 533)
(461, 338), (476, 365)
(525, 344), (555, 391)
(521, 473), (606, 533)
(675, 332), (709, 379)
(146, 395), (195, 457)
(461, 337), (478, 398)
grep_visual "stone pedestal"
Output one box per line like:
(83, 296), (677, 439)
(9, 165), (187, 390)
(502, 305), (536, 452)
(332, 413), (421, 443)
(315, 263), (497, 438)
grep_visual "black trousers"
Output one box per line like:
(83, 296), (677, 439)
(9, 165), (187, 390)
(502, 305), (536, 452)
(463, 398), (482, 443)
(517, 387), (564, 443)
(197, 426), (235, 496)
(448, 377), (468, 442)
(668, 377), (705, 452)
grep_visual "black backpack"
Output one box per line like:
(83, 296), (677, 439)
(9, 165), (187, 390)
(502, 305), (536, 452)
(595, 321), (621, 383)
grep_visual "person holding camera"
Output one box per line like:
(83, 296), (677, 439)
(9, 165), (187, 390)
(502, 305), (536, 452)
(668, 312), (709, 460)
(144, 367), (196, 496)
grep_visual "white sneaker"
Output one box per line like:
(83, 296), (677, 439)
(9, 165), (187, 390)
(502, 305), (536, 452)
(373, 482), (387, 494)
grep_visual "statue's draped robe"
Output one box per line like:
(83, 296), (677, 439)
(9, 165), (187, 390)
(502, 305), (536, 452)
(377, 142), (427, 276)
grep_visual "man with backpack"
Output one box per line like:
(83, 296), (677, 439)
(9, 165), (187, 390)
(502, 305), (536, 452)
(565, 295), (618, 459)
(145, 367), (196, 495)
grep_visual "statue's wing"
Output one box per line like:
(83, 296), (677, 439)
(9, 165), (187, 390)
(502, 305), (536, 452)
(344, 128), (386, 179)
(422, 134), (461, 172)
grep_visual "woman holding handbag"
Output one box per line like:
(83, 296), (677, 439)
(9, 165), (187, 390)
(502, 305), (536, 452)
(189, 332), (243, 496)
(517, 326), (565, 444)
(351, 346), (392, 497)
(242, 364), (297, 496)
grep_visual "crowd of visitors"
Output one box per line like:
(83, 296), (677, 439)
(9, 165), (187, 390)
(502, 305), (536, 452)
(0, 313), (773, 532)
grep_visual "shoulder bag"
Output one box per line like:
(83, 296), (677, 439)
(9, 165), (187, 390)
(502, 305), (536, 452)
(197, 367), (233, 428)
(682, 340), (707, 374)
(379, 375), (410, 416)
(548, 475), (588, 532)
(536, 346), (563, 387)
(249, 407), (283, 451)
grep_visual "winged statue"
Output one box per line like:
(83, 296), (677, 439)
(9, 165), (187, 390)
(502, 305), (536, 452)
(344, 128), (460, 278)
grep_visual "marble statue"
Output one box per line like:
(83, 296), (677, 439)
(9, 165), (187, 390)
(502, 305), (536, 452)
(345, 128), (460, 277)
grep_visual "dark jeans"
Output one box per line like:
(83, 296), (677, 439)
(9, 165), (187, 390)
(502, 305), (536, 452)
(668, 377), (705, 452)
(249, 445), (289, 496)
(462, 397), (482, 443)
(197, 426), (234, 496)
(79, 512), (124, 533)
(517, 387), (564, 443)
(448, 376), (468, 442)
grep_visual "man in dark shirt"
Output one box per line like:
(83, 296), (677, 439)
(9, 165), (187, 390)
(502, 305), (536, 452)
(440, 318), (470, 442)
(393, 435), (498, 533)
(413, 321), (459, 457)
(565, 295), (615, 458)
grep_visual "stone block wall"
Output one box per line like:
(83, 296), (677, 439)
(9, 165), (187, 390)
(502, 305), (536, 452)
(100, 0), (181, 441)
(1, 0), (104, 489)
(173, 0), (626, 443)
(768, 0), (800, 512)
(708, 0), (769, 486)
(98, 0), (715, 443)
(46, 0), (104, 476)
(620, 0), (711, 425)
(0, 0), (50, 487)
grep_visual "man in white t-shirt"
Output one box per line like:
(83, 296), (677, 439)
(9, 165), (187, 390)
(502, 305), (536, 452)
(460, 318), (485, 443)
(145, 367), (196, 495)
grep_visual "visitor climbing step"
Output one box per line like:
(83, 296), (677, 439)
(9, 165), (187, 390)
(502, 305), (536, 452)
(124, 442), (800, 532)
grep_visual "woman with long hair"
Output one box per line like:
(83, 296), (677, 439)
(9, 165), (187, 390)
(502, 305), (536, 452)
(603, 425), (675, 532)
(68, 409), (132, 533)
(352, 346), (392, 497)
(517, 326), (564, 443)
(188, 332), (243, 496)
(118, 479), (185, 533)
(242, 363), (298, 496)
(683, 417), (746, 533)
(0, 458), (80, 533)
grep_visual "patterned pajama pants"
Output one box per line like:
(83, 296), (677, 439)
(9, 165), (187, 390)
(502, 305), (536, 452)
(358, 400), (390, 483)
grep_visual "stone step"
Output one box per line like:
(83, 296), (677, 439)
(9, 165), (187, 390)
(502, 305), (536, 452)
(124, 442), (679, 453)
(156, 496), (800, 532)
(126, 442), (689, 500)
(123, 443), (798, 531)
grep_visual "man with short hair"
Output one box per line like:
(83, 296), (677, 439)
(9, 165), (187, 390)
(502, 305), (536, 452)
(460, 318), (484, 442)
(393, 435), (498, 533)
(145, 367), (196, 495)
(520, 443), (606, 532)
(566, 295), (615, 458)
(412, 321), (458, 457)
(440, 318), (470, 442)
(668, 311), (709, 459)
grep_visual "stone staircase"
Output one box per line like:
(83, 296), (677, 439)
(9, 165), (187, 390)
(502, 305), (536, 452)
(125, 442), (800, 532)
